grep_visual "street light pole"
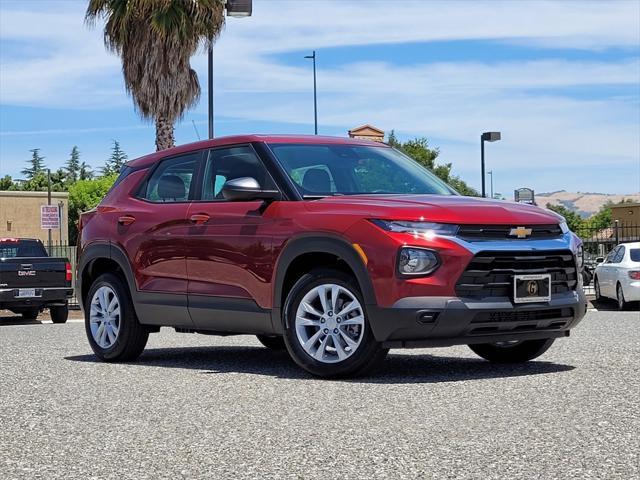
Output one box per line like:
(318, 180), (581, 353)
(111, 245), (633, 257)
(208, 0), (253, 140)
(487, 170), (494, 199)
(480, 132), (501, 198)
(305, 51), (318, 135)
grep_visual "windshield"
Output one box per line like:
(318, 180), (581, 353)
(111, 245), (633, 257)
(269, 143), (456, 197)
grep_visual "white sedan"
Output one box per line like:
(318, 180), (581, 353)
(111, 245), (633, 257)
(594, 242), (640, 310)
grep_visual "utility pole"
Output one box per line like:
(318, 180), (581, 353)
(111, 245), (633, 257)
(208, 44), (214, 139)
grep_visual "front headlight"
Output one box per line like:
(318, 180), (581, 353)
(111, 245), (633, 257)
(398, 247), (440, 276)
(371, 220), (458, 238)
(576, 244), (584, 269)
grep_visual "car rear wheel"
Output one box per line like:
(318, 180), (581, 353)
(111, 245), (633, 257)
(85, 273), (148, 362)
(282, 268), (388, 378)
(469, 338), (555, 363)
(50, 304), (68, 324)
(617, 284), (629, 311)
(256, 335), (286, 350)
(21, 307), (39, 320)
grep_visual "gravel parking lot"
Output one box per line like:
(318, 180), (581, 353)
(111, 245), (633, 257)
(1, 310), (638, 479)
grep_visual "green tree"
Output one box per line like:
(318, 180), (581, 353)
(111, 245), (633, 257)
(546, 203), (583, 232)
(68, 175), (118, 244)
(102, 140), (128, 176)
(21, 148), (46, 180)
(79, 161), (94, 180)
(86, 0), (225, 151)
(0, 175), (14, 190)
(386, 130), (478, 196)
(65, 146), (81, 183)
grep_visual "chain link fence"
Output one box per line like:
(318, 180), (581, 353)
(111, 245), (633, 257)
(44, 242), (78, 308)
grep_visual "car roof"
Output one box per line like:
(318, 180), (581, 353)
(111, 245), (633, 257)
(127, 134), (389, 169)
(619, 242), (640, 249)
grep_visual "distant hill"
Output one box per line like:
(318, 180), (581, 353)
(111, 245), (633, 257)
(536, 191), (640, 218)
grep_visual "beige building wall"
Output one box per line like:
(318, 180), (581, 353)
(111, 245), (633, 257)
(612, 204), (640, 225)
(0, 191), (69, 244)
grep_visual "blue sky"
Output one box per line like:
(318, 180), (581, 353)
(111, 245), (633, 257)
(1, 0), (639, 196)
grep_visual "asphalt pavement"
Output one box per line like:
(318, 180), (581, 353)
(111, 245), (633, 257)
(1, 310), (638, 479)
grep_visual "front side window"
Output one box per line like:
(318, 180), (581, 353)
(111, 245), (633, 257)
(142, 153), (200, 203)
(201, 145), (276, 200)
(605, 247), (619, 264)
(268, 143), (456, 197)
(613, 246), (626, 263)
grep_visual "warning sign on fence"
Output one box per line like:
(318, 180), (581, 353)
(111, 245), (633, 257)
(40, 205), (60, 230)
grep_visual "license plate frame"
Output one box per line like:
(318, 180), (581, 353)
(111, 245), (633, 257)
(513, 274), (551, 304)
(16, 288), (37, 298)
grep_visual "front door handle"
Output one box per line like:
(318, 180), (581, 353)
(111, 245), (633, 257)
(118, 215), (136, 226)
(190, 213), (210, 225)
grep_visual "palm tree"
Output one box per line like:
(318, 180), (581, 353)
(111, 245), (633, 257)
(86, 0), (225, 151)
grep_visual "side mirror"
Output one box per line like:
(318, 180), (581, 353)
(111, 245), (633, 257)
(595, 257), (604, 264)
(220, 177), (281, 202)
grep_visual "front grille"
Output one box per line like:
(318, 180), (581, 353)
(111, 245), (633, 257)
(455, 250), (577, 299)
(457, 224), (562, 241)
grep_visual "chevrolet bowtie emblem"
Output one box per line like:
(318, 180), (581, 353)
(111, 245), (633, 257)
(509, 226), (532, 239)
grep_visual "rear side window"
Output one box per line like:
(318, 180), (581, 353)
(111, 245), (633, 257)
(0, 240), (47, 258)
(630, 249), (640, 262)
(141, 153), (200, 203)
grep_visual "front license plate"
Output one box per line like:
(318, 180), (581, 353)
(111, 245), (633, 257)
(514, 274), (551, 304)
(16, 288), (37, 298)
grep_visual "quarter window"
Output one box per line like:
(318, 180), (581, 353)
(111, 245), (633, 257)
(142, 153), (200, 203)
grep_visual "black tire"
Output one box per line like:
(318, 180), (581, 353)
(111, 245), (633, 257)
(469, 338), (555, 363)
(21, 308), (39, 320)
(594, 277), (603, 302)
(85, 273), (149, 362)
(617, 284), (629, 311)
(282, 268), (388, 378)
(256, 335), (286, 350)
(50, 304), (68, 324)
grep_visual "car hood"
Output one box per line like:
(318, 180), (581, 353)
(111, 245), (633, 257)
(303, 194), (563, 225)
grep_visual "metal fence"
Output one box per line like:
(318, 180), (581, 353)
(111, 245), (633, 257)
(44, 242), (78, 308)
(574, 221), (640, 295)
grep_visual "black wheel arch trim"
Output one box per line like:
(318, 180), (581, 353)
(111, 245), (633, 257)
(78, 241), (138, 312)
(271, 233), (377, 333)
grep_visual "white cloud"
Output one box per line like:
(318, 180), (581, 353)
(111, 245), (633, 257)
(0, 0), (638, 192)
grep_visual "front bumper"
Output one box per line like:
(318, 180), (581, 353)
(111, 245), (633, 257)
(368, 290), (587, 348)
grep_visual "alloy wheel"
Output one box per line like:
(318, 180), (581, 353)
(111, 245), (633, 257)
(294, 283), (365, 363)
(90, 286), (121, 349)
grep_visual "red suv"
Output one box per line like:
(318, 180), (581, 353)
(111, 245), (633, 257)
(77, 135), (586, 377)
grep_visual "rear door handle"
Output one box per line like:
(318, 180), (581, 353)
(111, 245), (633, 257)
(190, 213), (210, 225)
(118, 215), (136, 226)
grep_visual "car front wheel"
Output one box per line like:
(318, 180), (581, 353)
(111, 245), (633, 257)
(469, 338), (555, 363)
(85, 273), (148, 362)
(282, 268), (387, 378)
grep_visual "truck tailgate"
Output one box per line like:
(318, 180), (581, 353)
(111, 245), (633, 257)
(0, 257), (69, 289)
